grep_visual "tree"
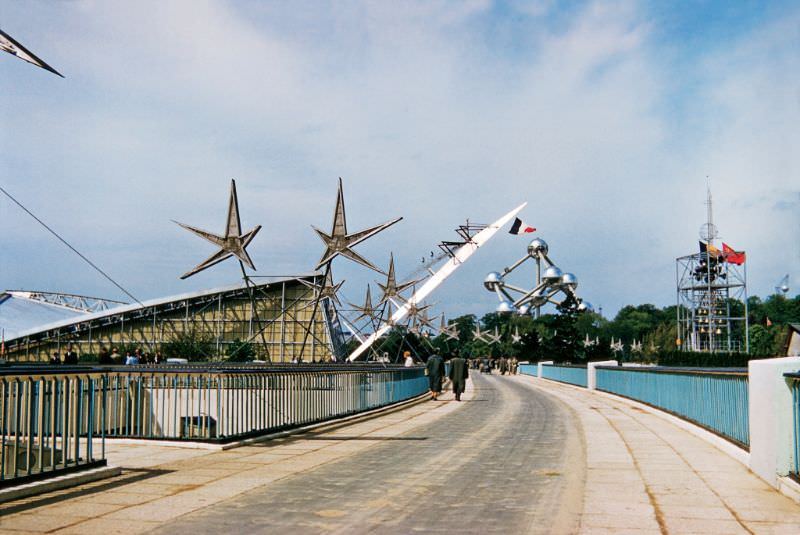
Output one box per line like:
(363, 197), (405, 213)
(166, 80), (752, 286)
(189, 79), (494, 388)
(162, 328), (216, 361)
(226, 339), (255, 362)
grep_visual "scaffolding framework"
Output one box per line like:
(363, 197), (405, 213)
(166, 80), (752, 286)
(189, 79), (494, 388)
(676, 251), (749, 353)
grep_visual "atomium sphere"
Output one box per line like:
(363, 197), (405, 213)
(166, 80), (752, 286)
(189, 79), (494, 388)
(527, 238), (549, 257)
(483, 271), (503, 291)
(496, 300), (517, 314)
(561, 272), (578, 290)
(577, 301), (593, 313)
(542, 266), (563, 284)
(517, 304), (531, 316)
(781, 284), (790, 294)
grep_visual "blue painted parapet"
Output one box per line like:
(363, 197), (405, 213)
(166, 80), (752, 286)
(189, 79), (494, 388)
(540, 364), (587, 388)
(789, 373), (800, 478)
(518, 363), (537, 376)
(596, 366), (749, 447)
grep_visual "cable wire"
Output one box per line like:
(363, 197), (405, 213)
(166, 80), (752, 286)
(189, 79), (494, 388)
(0, 185), (143, 306)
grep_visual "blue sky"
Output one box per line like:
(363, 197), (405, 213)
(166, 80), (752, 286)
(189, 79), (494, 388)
(1, 0), (798, 323)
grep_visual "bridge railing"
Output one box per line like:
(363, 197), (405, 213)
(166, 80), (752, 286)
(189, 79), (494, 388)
(100, 366), (427, 441)
(540, 364), (587, 387)
(787, 373), (800, 478)
(596, 366), (750, 448)
(1, 369), (106, 486)
(1, 365), (428, 457)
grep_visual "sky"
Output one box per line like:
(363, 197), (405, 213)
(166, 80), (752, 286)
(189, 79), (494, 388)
(1, 0), (798, 324)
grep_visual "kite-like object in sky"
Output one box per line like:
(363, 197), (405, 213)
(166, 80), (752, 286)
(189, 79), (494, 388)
(0, 29), (63, 77)
(175, 179), (261, 279)
(347, 202), (527, 361)
(313, 177), (402, 272)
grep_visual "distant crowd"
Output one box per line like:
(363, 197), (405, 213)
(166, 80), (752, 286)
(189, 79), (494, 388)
(49, 346), (163, 366)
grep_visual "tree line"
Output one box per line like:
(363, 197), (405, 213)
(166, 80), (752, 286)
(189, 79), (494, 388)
(381, 293), (799, 367)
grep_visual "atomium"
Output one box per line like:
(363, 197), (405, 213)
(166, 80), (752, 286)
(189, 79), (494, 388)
(485, 237), (592, 316)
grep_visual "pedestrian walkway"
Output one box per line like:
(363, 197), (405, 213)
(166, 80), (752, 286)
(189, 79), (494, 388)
(518, 374), (800, 534)
(1, 373), (799, 534)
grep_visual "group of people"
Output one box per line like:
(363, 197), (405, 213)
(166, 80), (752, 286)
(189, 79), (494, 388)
(475, 356), (519, 375)
(48, 346), (163, 365)
(49, 346), (79, 365)
(423, 350), (470, 402)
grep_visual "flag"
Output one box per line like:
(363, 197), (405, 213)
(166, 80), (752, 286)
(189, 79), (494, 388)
(722, 242), (746, 265)
(509, 217), (536, 235)
(699, 241), (721, 258)
(0, 29), (63, 77)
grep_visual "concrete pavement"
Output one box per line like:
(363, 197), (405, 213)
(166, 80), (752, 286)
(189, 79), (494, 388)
(1, 372), (799, 534)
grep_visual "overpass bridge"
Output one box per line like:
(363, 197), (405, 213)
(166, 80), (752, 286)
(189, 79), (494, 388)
(1, 371), (799, 534)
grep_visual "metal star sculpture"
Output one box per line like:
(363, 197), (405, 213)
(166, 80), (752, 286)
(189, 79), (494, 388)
(0, 29), (63, 77)
(377, 253), (418, 306)
(300, 269), (345, 307)
(486, 326), (502, 345)
(313, 177), (402, 272)
(348, 284), (378, 323)
(175, 180), (261, 280)
(405, 300), (433, 335)
(439, 317), (460, 340)
(472, 324), (489, 343)
(511, 326), (522, 344)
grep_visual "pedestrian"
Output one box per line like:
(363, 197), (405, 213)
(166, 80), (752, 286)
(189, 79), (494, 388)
(426, 353), (445, 400)
(64, 345), (78, 365)
(403, 350), (414, 367)
(125, 351), (138, 365)
(50, 352), (61, 365)
(448, 351), (469, 401)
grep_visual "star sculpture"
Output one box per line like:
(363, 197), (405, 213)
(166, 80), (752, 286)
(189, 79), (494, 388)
(486, 326), (502, 344)
(472, 324), (489, 343)
(405, 300), (433, 334)
(439, 316), (460, 340)
(175, 180), (261, 280)
(377, 253), (418, 306)
(318, 270), (345, 306)
(348, 284), (378, 323)
(511, 326), (522, 344)
(1, 29), (63, 77)
(300, 269), (345, 307)
(313, 177), (402, 272)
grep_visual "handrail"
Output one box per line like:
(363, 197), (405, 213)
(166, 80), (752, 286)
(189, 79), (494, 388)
(596, 367), (749, 448)
(1, 371), (106, 486)
(786, 374), (800, 477)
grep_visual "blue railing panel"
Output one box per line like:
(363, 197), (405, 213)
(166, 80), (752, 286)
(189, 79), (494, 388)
(518, 364), (537, 376)
(790, 377), (800, 477)
(540, 365), (587, 387)
(596, 367), (750, 447)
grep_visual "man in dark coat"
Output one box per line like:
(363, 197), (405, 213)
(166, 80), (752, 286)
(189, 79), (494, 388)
(448, 352), (469, 401)
(426, 353), (446, 400)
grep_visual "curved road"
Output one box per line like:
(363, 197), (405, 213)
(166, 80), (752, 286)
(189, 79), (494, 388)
(153, 373), (585, 534)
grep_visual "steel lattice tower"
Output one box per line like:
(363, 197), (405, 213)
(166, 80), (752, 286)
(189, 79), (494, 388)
(676, 189), (749, 353)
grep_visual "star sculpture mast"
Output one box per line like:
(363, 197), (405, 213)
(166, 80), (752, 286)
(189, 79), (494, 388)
(313, 177), (402, 272)
(175, 179), (261, 280)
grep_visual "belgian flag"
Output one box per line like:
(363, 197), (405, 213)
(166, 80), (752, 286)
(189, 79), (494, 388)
(699, 241), (721, 258)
